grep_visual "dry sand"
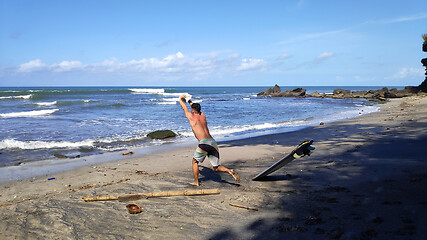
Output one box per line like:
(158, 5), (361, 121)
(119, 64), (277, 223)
(0, 96), (426, 239)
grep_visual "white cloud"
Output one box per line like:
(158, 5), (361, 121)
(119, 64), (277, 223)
(371, 12), (427, 24)
(316, 52), (335, 61)
(15, 52), (267, 76)
(353, 75), (378, 82)
(227, 53), (240, 59)
(385, 67), (424, 79)
(278, 12), (427, 47)
(52, 61), (86, 72)
(278, 29), (345, 45)
(18, 59), (47, 72)
(18, 59), (86, 73)
(236, 58), (266, 71)
(278, 53), (292, 60)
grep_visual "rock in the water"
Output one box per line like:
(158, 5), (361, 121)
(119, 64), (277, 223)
(272, 84), (281, 94)
(276, 88), (306, 97)
(147, 130), (177, 139)
(257, 84), (282, 96)
(257, 84), (422, 100)
(351, 91), (367, 98)
(257, 88), (273, 96)
(333, 88), (351, 96)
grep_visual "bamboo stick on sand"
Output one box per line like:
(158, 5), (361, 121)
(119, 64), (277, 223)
(83, 188), (220, 202)
(229, 203), (258, 211)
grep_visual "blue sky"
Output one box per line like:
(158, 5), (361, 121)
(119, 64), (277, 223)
(1, 0), (426, 86)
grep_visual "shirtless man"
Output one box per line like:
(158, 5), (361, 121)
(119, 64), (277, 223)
(179, 94), (240, 186)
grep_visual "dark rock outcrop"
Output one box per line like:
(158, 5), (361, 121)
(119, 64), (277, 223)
(311, 91), (326, 98)
(333, 89), (351, 95)
(273, 84), (281, 93)
(276, 88), (306, 97)
(257, 84), (281, 96)
(147, 130), (177, 139)
(258, 86), (306, 98)
(258, 84), (423, 101)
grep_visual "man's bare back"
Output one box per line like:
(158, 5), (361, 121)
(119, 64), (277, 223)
(187, 112), (212, 141)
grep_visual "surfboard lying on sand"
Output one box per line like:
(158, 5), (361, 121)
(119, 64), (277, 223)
(252, 140), (314, 181)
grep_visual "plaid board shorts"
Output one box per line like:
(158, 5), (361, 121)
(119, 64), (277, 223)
(193, 138), (220, 167)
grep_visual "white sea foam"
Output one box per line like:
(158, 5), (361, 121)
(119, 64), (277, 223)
(157, 101), (177, 105)
(130, 89), (192, 103)
(160, 92), (190, 97)
(0, 94), (32, 99)
(0, 139), (94, 150)
(158, 92), (192, 101)
(179, 104), (379, 138)
(179, 120), (305, 137)
(0, 109), (59, 118)
(129, 88), (165, 94)
(159, 92), (181, 97)
(163, 98), (179, 102)
(0, 90), (20, 93)
(213, 121), (304, 135)
(157, 93), (192, 105)
(35, 101), (57, 106)
(243, 98), (250, 100)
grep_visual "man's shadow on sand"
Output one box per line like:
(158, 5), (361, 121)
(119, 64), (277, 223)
(198, 166), (240, 186)
(198, 166), (299, 185)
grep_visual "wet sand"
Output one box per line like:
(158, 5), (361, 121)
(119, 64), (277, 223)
(1, 96), (426, 239)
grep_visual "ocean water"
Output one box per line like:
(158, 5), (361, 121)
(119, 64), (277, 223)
(0, 86), (390, 167)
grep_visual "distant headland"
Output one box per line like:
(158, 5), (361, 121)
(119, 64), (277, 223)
(257, 84), (426, 102)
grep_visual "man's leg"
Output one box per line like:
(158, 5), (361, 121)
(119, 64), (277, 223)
(190, 158), (200, 186)
(213, 165), (240, 183)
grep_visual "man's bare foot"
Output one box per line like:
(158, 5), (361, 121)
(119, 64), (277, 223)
(189, 182), (200, 186)
(230, 170), (240, 183)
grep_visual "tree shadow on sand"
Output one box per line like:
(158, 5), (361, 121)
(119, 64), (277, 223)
(208, 119), (427, 239)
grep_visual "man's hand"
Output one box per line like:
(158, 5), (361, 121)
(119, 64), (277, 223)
(179, 94), (187, 103)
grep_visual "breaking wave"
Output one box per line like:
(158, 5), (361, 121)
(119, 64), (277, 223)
(35, 101), (57, 106)
(0, 94), (32, 100)
(0, 139), (94, 150)
(129, 88), (165, 94)
(0, 109), (59, 118)
(0, 134), (153, 151)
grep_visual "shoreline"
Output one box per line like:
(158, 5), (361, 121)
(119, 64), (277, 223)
(0, 97), (378, 182)
(1, 96), (426, 239)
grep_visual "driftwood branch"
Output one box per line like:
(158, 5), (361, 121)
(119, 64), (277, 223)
(83, 188), (220, 202)
(229, 203), (258, 211)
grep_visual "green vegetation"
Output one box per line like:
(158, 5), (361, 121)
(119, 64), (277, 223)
(423, 34), (427, 44)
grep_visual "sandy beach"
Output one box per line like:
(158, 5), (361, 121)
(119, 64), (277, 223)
(0, 96), (426, 239)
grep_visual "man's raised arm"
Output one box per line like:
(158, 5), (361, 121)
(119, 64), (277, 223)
(179, 94), (191, 118)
